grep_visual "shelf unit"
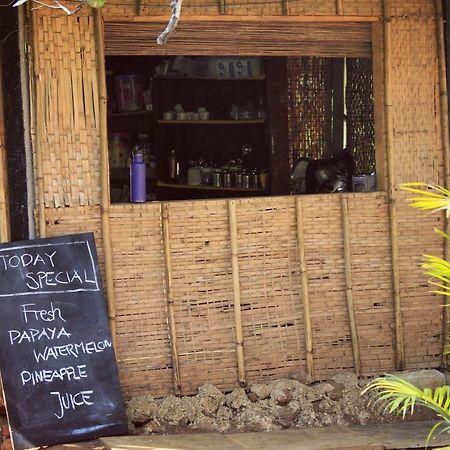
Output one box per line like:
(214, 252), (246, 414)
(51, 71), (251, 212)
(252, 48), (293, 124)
(157, 119), (265, 125)
(157, 181), (264, 192)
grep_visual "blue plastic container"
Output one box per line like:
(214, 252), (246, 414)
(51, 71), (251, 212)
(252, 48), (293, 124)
(130, 151), (146, 202)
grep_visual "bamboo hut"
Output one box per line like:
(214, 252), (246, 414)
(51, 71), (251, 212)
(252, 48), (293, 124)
(0, 0), (448, 399)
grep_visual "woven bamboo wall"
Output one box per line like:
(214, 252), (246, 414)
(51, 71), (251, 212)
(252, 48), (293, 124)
(32, 15), (101, 208)
(29, 0), (449, 398)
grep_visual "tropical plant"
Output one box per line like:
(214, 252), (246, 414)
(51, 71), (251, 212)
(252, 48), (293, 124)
(363, 182), (450, 448)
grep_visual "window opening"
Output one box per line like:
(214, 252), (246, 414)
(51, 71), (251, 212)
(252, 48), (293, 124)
(106, 55), (376, 203)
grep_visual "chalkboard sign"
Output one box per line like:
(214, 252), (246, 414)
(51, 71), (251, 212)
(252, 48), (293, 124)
(0, 233), (128, 450)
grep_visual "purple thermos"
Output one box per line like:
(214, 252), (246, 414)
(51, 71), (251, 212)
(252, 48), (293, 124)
(130, 148), (146, 202)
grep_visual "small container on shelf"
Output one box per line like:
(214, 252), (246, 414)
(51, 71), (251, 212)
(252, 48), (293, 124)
(108, 132), (130, 168)
(130, 146), (146, 202)
(114, 74), (145, 112)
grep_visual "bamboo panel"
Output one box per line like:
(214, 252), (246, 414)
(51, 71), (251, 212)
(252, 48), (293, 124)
(166, 200), (239, 395)
(342, 0), (381, 16)
(44, 206), (105, 280)
(346, 193), (396, 375)
(234, 196), (306, 383)
(287, 0), (336, 16)
(223, 0), (282, 16)
(386, 0), (434, 17)
(390, 17), (443, 184)
(300, 195), (353, 378)
(109, 203), (173, 399)
(32, 15), (101, 208)
(396, 194), (443, 369)
(104, 21), (372, 58)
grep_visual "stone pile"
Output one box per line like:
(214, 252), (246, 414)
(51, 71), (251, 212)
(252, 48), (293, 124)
(126, 372), (390, 435)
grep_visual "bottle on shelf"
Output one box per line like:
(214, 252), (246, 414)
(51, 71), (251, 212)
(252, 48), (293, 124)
(168, 149), (177, 181)
(130, 146), (146, 202)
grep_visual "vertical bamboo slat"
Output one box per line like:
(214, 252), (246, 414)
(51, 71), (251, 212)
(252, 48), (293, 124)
(341, 197), (361, 375)
(228, 200), (246, 386)
(336, 0), (344, 15)
(434, 0), (450, 367)
(31, 11), (46, 238)
(93, 10), (118, 348)
(162, 203), (182, 394)
(295, 197), (314, 378)
(0, 55), (9, 244)
(383, 0), (404, 370)
(218, 0), (227, 15)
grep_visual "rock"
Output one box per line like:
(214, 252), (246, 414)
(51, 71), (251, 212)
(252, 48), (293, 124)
(126, 395), (158, 425)
(271, 387), (292, 406)
(226, 388), (251, 410)
(394, 369), (446, 390)
(288, 369), (313, 385)
(140, 419), (162, 434)
(270, 379), (311, 403)
(271, 405), (297, 428)
(247, 392), (259, 403)
(197, 384), (225, 416)
(215, 406), (233, 432)
(234, 404), (279, 432)
(157, 396), (200, 426)
(250, 383), (271, 400)
(191, 415), (218, 432)
(330, 372), (359, 387)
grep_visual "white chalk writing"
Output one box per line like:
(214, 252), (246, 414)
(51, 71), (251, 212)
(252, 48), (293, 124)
(21, 365), (87, 386)
(51, 390), (94, 419)
(33, 339), (112, 362)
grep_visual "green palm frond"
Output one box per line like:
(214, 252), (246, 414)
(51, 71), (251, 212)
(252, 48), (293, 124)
(363, 375), (450, 445)
(400, 183), (450, 217)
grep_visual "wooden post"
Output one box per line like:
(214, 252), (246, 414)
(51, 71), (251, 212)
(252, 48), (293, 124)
(0, 55), (10, 244)
(162, 203), (182, 394)
(30, 12), (46, 238)
(341, 196), (361, 375)
(434, 0), (450, 367)
(383, 0), (404, 370)
(218, 0), (227, 15)
(136, 0), (144, 16)
(93, 10), (118, 349)
(336, 0), (344, 15)
(228, 200), (246, 386)
(295, 197), (314, 378)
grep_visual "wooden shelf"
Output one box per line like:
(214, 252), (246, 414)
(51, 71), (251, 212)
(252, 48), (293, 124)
(157, 119), (264, 125)
(157, 181), (264, 192)
(109, 110), (153, 117)
(155, 74), (265, 81)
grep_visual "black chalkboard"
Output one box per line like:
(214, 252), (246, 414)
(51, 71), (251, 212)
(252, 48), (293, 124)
(0, 233), (128, 450)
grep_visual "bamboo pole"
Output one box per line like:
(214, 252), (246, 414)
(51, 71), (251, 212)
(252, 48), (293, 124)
(136, 0), (144, 16)
(93, 10), (118, 348)
(228, 199), (246, 386)
(383, 0), (404, 370)
(104, 15), (378, 23)
(295, 197), (314, 378)
(434, 0), (450, 368)
(336, 0), (344, 15)
(218, 0), (227, 15)
(0, 54), (10, 244)
(341, 197), (361, 375)
(30, 11), (46, 238)
(162, 203), (182, 394)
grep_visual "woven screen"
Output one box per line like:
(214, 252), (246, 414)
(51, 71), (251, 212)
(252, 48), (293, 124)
(346, 58), (375, 174)
(287, 57), (333, 167)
